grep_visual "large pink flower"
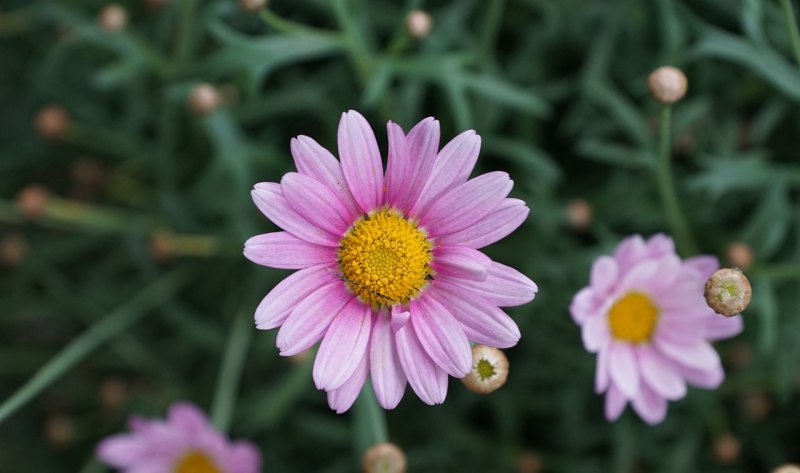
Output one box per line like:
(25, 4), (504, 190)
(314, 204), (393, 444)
(96, 402), (261, 473)
(570, 234), (744, 424)
(245, 110), (537, 412)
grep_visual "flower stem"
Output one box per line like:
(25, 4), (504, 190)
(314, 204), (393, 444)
(0, 269), (189, 424)
(780, 0), (800, 67)
(353, 381), (388, 454)
(656, 105), (696, 256)
(210, 309), (253, 433)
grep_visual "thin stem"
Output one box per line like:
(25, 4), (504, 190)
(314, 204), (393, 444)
(780, 0), (800, 67)
(353, 381), (388, 455)
(656, 105), (696, 255)
(210, 309), (253, 433)
(0, 269), (189, 423)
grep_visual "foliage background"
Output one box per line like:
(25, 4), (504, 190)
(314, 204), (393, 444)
(1, 0), (799, 471)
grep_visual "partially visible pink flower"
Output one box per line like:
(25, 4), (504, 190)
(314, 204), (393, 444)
(570, 234), (743, 424)
(96, 402), (261, 473)
(245, 110), (537, 412)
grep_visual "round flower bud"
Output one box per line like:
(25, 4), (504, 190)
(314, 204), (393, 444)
(145, 0), (171, 10)
(741, 390), (771, 421)
(44, 414), (75, 449)
(1, 233), (28, 267)
(517, 451), (543, 473)
(99, 4), (128, 32)
(99, 377), (128, 411)
(35, 105), (69, 140)
(239, 0), (267, 11)
(773, 465), (800, 473)
(188, 83), (220, 115)
(405, 10), (433, 39)
(16, 185), (50, 219)
(726, 242), (754, 270)
(712, 434), (740, 464)
(648, 66), (687, 104)
(566, 199), (592, 231)
(704, 268), (752, 317)
(149, 231), (176, 262)
(461, 345), (509, 394)
(363, 442), (406, 473)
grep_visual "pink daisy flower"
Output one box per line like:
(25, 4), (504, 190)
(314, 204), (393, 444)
(245, 110), (537, 412)
(96, 402), (261, 473)
(570, 234), (744, 424)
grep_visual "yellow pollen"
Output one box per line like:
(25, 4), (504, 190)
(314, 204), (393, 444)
(607, 292), (660, 344)
(173, 451), (221, 473)
(338, 208), (432, 308)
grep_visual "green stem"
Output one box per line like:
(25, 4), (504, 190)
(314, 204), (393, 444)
(353, 381), (388, 455)
(751, 264), (800, 280)
(656, 105), (696, 255)
(210, 309), (253, 433)
(0, 269), (189, 424)
(780, 0), (800, 67)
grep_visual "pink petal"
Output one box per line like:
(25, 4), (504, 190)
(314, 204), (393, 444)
(570, 287), (599, 325)
(438, 261), (537, 307)
(384, 122), (411, 208)
(684, 255), (719, 280)
(637, 346), (686, 400)
(337, 110), (384, 213)
(704, 314), (744, 340)
(395, 321), (448, 405)
(281, 172), (352, 237)
(313, 301), (373, 390)
(431, 246), (491, 281)
(96, 435), (146, 466)
(419, 172), (512, 236)
(595, 344), (610, 393)
(410, 297), (472, 377)
(589, 256), (619, 296)
(168, 402), (208, 436)
(411, 130), (480, 216)
(605, 383), (627, 422)
(608, 342), (640, 399)
(276, 283), (353, 356)
(251, 182), (340, 247)
(436, 198), (528, 249)
(225, 442), (262, 473)
(392, 117), (440, 210)
(646, 255), (683, 294)
(644, 233), (675, 258)
(327, 347), (370, 414)
(654, 332), (721, 371)
(370, 312), (407, 409)
(678, 363), (724, 389)
(631, 383), (668, 425)
(244, 232), (336, 269)
(582, 313), (609, 353)
(390, 305), (411, 332)
(613, 235), (647, 272)
(254, 264), (338, 330)
(428, 283), (520, 348)
(290, 135), (361, 219)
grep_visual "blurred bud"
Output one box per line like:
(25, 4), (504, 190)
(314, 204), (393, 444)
(16, 185), (50, 219)
(239, 0), (267, 11)
(149, 231), (176, 262)
(35, 105), (69, 140)
(189, 83), (221, 115)
(712, 434), (740, 464)
(462, 345), (509, 394)
(517, 451), (543, 473)
(286, 348), (312, 365)
(566, 198), (592, 231)
(1, 233), (28, 267)
(726, 242), (754, 270)
(145, 0), (171, 10)
(773, 465), (800, 473)
(741, 390), (771, 421)
(71, 157), (108, 190)
(363, 442), (406, 473)
(648, 66), (687, 104)
(99, 4), (128, 32)
(100, 377), (128, 411)
(726, 341), (752, 370)
(44, 414), (75, 449)
(704, 268), (752, 317)
(405, 10), (433, 39)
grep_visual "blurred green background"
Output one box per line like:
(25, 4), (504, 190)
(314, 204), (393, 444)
(2, 0), (800, 471)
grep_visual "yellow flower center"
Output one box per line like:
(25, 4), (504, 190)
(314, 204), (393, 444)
(476, 358), (496, 380)
(338, 208), (432, 308)
(174, 451), (221, 473)
(607, 292), (660, 344)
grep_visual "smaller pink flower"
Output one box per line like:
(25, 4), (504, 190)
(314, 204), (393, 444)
(570, 234), (743, 424)
(96, 402), (261, 473)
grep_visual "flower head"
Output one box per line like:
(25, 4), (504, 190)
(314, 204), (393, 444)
(704, 268), (752, 317)
(648, 66), (687, 104)
(96, 402), (261, 473)
(461, 344), (509, 394)
(245, 110), (537, 412)
(570, 234), (743, 424)
(363, 442), (407, 473)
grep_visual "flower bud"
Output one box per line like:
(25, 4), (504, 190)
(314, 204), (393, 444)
(99, 4), (128, 32)
(517, 451), (543, 473)
(189, 83), (220, 115)
(741, 390), (771, 421)
(648, 66), (687, 104)
(100, 377), (128, 411)
(16, 185), (50, 219)
(35, 105), (69, 140)
(566, 199), (592, 231)
(44, 414), (75, 449)
(405, 10), (433, 39)
(704, 268), (752, 317)
(712, 434), (740, 464)
(726, 242), (753, 270)
(239, 0), (267, 11)
(773, 465), (800, 473)
(363, 442), (406, 473)
(1, 233), (28, 267)
(145, 0), (171, 10)
(461, 345), (509, 394)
